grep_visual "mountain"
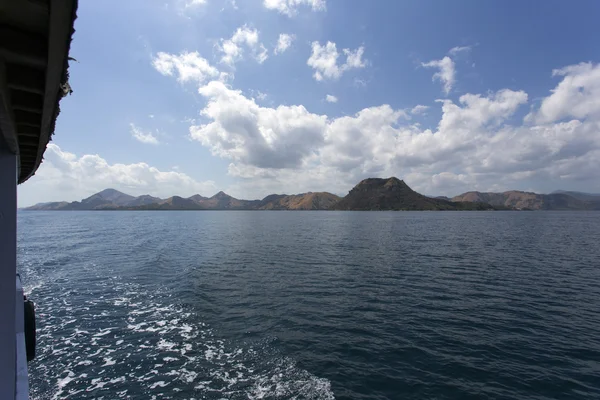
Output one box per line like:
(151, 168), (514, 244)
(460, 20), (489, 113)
(125, 194), (163, 206)
(452, 190), (600, 210)
(550, 190), (600, 202)
(194, 191), (255, 209)
(158, 196), (202, 210)
(332, 178), (494, 211)
(26, 201), (71, 210)
(82, 188), (135, 208)
(188, 194), (208, 203)
(257, 192), (341, 210)
(22, 179), (600, 211)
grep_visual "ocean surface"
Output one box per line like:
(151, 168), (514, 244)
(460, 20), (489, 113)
(18, 211), (600, 400)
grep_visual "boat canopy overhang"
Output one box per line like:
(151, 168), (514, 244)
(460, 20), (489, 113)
(0, 0), (78, 184)
(0, 2), (78, 399)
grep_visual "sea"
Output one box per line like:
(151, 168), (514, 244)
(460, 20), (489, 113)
(17, 211), (600, 400)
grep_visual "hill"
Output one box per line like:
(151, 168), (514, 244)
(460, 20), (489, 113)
(26, 201), (71, 210)
(331, 178), (493, 211)
(452, 191), (600, 210)
(188, 194), (208, 203)
(258, 192), (341, 210)
(194, 191), (256, 209)
(550, 190), (600, 202)
(126, 194), (163, 206)
(23, 179), (600, 211)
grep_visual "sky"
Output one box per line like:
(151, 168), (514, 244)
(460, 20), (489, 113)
(17, 0), (600, 206)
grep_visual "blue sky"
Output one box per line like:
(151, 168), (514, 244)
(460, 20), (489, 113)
(18, 0), (600, 206)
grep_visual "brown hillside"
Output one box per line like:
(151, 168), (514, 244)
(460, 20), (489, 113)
(332, 178), (492, 211)
(259, 192), (341, 210)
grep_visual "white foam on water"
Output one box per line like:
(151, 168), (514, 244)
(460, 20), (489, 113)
(24, 280), (44, 295)
(150, 381), (169, 389)
(157, 338), (177, 351)
(93, 328), (114, 337)
(55, 371), (75, 397)
(27, 277), (336, 400)
(101, 357), (116, 366)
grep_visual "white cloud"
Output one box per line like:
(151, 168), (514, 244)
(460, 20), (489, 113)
(410, 105), (429, 115)
(256, 44), (268, 64)
(353, 78), (367, 87)
(274, 33), (295, 54)
(530, 62), (600, 124)
(219, 25), (268, 66)
(130, 124), (159, 145)
(448, 45), (471, 56)
(186, 0), (206, 5)
(343, 47), (366, 69)
(254, 90), (267, 100)
(152, 51), (219, 83)
(263, 0), (326, 17)
(191, 81), (327, 168)
(181, 62), (600, 198)
(307, 41), (367, 81)
(421, 46), (473, 95)
(325, 94), (338, 103)
(437, 89), (528, 132)
(18, 144), (217, 206)
(422, 56), (455, 95)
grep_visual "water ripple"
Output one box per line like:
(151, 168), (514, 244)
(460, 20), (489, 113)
(18, 210), (600, 400)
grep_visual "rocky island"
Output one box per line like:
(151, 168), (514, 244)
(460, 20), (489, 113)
(23, 177), (600, 211)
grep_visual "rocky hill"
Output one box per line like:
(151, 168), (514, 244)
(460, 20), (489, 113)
(25, 201), (71, 210)
(258, 192), (341, 210)
(193, 191), (255, 210)
(332, 178), (493, 211)
(452, 190), (600, 210)
(26, 189), (341, 211)
(550, 190), (600, 202)
(126, 194), (163, 206)
(23, 179), (600, 211)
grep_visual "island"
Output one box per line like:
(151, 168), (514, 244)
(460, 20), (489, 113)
(23, 177), (600, 211)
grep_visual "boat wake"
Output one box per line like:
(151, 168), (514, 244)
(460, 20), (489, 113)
(24, 271), (334, 399)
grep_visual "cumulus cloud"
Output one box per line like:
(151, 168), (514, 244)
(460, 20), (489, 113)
(422, 45), (474, 95)
(437, 89), (528, 132)
(274, 33), (295, 54)
(152, 51), (220, 84)
(325, 94), (338, 103)
(130, 124), (159, 145)
(19, 144), (217, 206)
(264, 0), (326, 17)
(191, 81), (327, 168)
(219, 25), (268, 66)
(410, 105), (429, 115)
(180, 61), (600, 198)
(529, 62), (600, 124)
(307, 41), (367, 81)
(422, 56), (455, 95)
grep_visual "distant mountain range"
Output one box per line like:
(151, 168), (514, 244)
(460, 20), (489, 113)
(23, 178), (600, 211)
(25, 188), (342, 211)
(452, 190), (600, 210)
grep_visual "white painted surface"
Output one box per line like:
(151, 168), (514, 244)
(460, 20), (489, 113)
(0, 139), (17, 399)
